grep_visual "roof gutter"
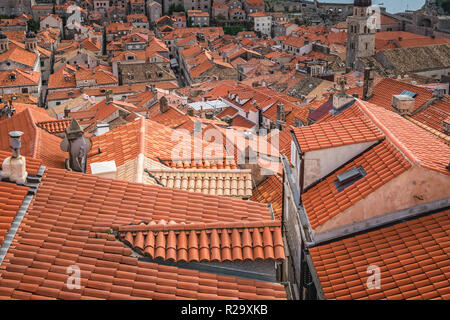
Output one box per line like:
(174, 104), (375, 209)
(281, 155), (315, 247)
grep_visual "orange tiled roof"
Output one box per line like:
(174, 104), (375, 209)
(118, 219), (285, 262)
(0, 167), (287, 300)
(149, 106), (190, 129)
(48, 66), (76, 90)
(190, 60), (214, 79)
(231, 115), (255, 129)
(362, 78), (433, 113)
(217, 106), (238, 119)
(310, 209), (450, 300)
(36, 118), (72, 134)
(250, 175), (283, 220)
(0, 108), (66, 169)
(0, 102), (44, 121)
(0, 41), (38, 68)
(412, 100), (450, 134)
(293, 115), (384, 152)
(359, 100), (450, 175)
(302, 140), (412, 229)
(248, 12), (268, 18)
(88, 117), (233, 171)
(0, 181), (29, 249)
(0, 69), (40, 87)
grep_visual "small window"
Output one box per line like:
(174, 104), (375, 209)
(334, 166), (367, 192)
(400, 90), (418, 98)
(56, 101), (61, 106)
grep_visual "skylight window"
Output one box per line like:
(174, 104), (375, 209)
(400, 90), (418, 98)
(334, 166), (367, 192)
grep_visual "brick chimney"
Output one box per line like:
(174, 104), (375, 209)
(362, 66), (374, 101)
(60, 119), (91, 173)
(159, 96), (168, 113)
(105, 90), (113, 104)
(0, 32), (9, 53)
(276, 103), (285, 123)
(443, 118), (450, 135)
(1, 131), (28, 184)
(193, 120), (202, 134)
(25, 32), (38, 53)
(221, 115), (233, 126)
(392, 94), (415, 115)
(64, 106), (70, 118)
(333, 77), (354, 111)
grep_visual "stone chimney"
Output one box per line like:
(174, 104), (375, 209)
(0, 32), (9, 53)
(25, 32), (38, 53)
(193, 120), (202, 134)
(362, 66), (374, 101)
(276, 103), (285, 123)
(105, 90), (113, 104)
(64, 106), (70, 118)
(60, 119), (91, 173)
(392, 94), (415, 115)
(221, 115), (233, 127)
(333, 77), (354, 111)
(1, 131), (28, 184)
(159, 96), (168, 113)
(443, 118), (450, 136)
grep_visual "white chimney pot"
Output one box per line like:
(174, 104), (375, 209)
(1, 131), (27, 184)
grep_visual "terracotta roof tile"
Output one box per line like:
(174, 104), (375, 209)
(144, 168), (253, 198)
(231, 115), (255, 129)
(412, 100), (450, 134)
(217, 107), (238, 119)
(0, 41), (38, 68)
(358, 100), (450, 175)
(36, 118), (72, 134)
(310, 209), (450, 300)
(302, 140), (412, 229)
(118, 220), (285, 262)
(0, 167), (286, 300)
(346, 78), (434, 113)
(0, 69), (40, 87)
(0, 109), (66, 169)
(0, 181), (29, 249)
(88, 117), (234, 171)
(293, 115), (384, 152)
(250, 175), (283, 220)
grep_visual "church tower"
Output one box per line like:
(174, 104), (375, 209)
(346, 0), (376, 71)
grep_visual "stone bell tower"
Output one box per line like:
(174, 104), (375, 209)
(346, 0), (376, 71)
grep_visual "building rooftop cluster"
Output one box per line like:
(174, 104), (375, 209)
(0, 0), (448, 301)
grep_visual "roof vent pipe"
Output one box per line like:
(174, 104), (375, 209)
(1, 131), (28, 184)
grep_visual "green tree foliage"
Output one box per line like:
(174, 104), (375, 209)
(168, 4), (185, 15)
(27, 19), (40, 32)
(223, 26), (245, 35)
(187, 17), (193, 27)
(437, 0), (450, 13)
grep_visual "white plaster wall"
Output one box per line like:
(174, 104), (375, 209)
(303, 141), (378, 189)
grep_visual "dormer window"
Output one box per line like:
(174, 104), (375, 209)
(9, 73), (16, 80)
(126, 55), (135, 61)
